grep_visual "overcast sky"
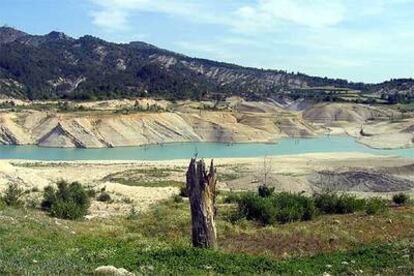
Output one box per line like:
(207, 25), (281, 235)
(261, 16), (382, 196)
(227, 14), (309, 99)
(1, 0), (414, 83)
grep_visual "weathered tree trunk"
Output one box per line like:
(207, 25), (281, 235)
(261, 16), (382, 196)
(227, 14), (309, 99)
(186, 158), (217, 248)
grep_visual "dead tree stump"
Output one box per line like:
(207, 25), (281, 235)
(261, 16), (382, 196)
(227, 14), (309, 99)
(186, 158), (217, 248)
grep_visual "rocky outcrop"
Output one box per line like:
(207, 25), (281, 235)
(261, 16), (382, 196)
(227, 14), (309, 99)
(303, 103), (399, 123)
(310, 170), (414, 192)
(0, 101), (411, 149)
(94, 266), (134, 276)
(0, 109), (318, 148)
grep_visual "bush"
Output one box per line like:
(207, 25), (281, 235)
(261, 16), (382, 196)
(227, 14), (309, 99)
(392, 193), (409, 205)
(335, 194), (366, 214)
(41, 180), (90, 220)
(86, 188), (97, 198)
(237, 192), (317, 225)
(314, 193), (365, 214)
(238, 193), (275, 225)
(224, 192), (242, 204)
(366, 198), (388, 215)
(25, 197), (39, 209)
(314, 193), (339, 213)
(173, 194), (183, 203)
(179, 185), (188, 197)
(96, 192), (111, 202)
(258, 185), (275, 197)
(2, 183), (24, 207)
(274, 192), (317, 223)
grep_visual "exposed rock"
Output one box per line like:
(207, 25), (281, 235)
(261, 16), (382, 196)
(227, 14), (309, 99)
(309, 170), (414, 192)
(94, 266), (134, 276)
(0, 108), (319, 148)
(0, 100), (412, 149)
(303, 103), (398, 123)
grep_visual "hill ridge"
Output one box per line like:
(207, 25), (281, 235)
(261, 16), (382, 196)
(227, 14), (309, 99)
(0, 27), (413, 101)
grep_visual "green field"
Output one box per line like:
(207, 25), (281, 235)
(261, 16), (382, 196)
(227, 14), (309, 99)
(0, 196), (413, 275)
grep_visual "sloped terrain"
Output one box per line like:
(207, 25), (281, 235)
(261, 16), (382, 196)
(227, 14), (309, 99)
(302, 103), (399, 123)
(0, 99), (412, 148)
(0, 108), (319, 148)
(1, 27), (414, 102)
(309, 170), (414, 192)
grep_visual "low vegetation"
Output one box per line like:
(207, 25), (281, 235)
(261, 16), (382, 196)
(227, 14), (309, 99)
(103, 167), (184, 187)
(366, 197), (388, 215)
(113, 102), (166, 114)
(227, 188), (398, 226)
(96, 191), (111, 203)
(393, 193), (410, 205)
(0, 101), (93, 112)
(257, 184), (275, 197)
(314, 193), (366, 214)
(41, 180), (90, 220)
(0, 177), (413, 274)
(0, 194), (413, 274)
(1, 183), (25, 207)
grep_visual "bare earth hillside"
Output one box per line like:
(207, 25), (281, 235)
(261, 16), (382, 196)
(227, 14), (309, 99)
(0, 98), (412, 149)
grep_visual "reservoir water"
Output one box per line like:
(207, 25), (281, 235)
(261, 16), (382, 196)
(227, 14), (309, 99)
(0, 136), (412, 161)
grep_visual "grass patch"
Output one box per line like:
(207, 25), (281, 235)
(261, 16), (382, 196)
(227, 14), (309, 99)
(0, 206), (413, 275)
(218, 173), (240, 182)
(115, 179), (184, 188)
(103, 167), (184, 187)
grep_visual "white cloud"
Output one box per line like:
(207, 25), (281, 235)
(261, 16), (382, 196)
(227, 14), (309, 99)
(91, 9), (129, 31)
(233, 0), (346, 31)
(87, 0), (414, 82)
(89, 0), (221, 31)
(89, 0), (348, 32)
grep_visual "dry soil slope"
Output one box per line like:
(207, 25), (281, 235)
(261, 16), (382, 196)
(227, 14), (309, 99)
(0, 109), (320, 148)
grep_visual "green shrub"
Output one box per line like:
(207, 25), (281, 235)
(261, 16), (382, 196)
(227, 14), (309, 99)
(179, 185), (188, 197)
(258, 185), (275, 197)
(41, 185), (57, 210)
(41, 180), (90, 220)
(314, 193), (365, 214)
(392, 193), (409, 205)
(25, 197), (39, 209)
(238, 193), (277, 225)
(2, 183), (24, 207)
(173, 194), (183, 203)
(274, 192), (317, 223)
(237, 192), (317, 225)
(335, 194), (366, 214)
(86, 188), (97, 198)
(224, 192), (242, 203)
(366, 198), (388, 215)
(127, 206), (139, 220)
(96, 192), (111, 202)
(314, 193), (338, 214)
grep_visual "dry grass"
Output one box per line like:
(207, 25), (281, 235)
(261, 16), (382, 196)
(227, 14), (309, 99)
(217, 204), (414, 259)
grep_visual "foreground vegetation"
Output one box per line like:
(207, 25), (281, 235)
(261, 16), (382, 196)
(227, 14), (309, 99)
(227, 188), (393, 226)
(1, 185), (414, 274)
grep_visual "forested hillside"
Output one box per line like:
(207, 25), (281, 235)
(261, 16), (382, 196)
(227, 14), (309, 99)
(0, 26), (413, 102)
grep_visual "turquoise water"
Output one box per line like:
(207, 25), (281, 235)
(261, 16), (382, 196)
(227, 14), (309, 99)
(0, 136), (412, 160)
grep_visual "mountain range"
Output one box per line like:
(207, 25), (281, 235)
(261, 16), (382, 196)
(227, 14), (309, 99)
(0, 26), (413, 102)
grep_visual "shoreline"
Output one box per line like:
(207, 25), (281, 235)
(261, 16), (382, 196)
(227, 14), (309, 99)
(3, 151), (412, 164)
(1, 133), (413, 151)
(1, 152), (413, 214)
